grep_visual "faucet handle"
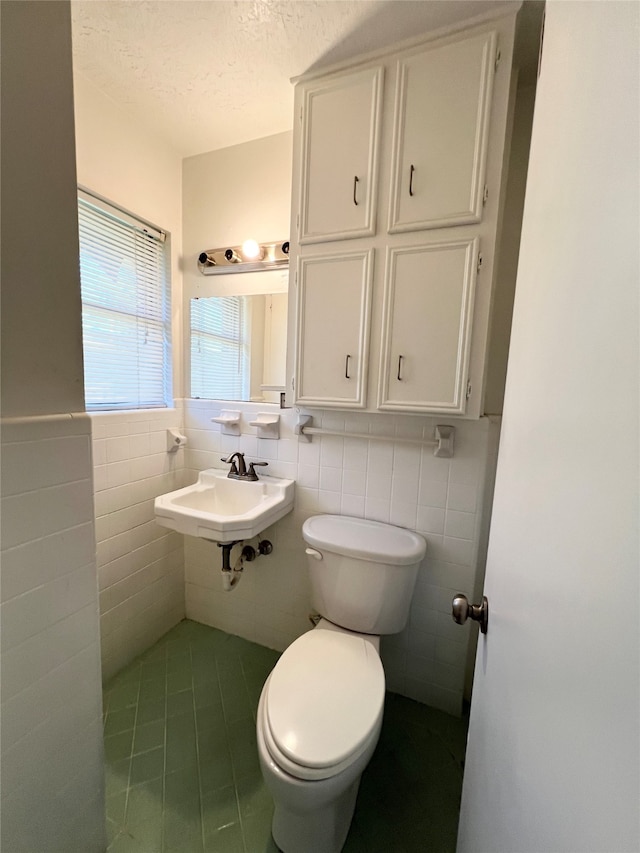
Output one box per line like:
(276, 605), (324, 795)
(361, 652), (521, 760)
(248, 461), (268, 478)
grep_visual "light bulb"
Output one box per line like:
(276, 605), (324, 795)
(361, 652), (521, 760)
(241, 239), (264, 260)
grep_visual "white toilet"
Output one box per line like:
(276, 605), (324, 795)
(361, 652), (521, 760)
(256, 514), (426, 853)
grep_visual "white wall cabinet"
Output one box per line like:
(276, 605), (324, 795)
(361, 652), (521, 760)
(289, 13), (517, 418)
(388, 31), (496, 233)
(295, 250), (373, 408)
(299, 67), (384, 245)
(378, 239), (478, 414)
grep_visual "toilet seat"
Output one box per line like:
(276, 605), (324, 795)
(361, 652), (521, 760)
(263, 629), (385, 781)
(261, 691), (381, 782)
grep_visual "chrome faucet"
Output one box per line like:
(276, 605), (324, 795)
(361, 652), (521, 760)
(221, 452), (268, 481)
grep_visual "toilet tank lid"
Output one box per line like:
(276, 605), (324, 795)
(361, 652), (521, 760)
(302, 515), (426, 566)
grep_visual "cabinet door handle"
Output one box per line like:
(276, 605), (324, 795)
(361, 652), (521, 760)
(345, 354), (351, 379)
(353, 175), (359, 206)
(409, 165), (415, 197)
(397, 355), (404, 381)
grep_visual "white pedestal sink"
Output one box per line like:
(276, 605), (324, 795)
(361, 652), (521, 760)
(154, 468), (295, 543)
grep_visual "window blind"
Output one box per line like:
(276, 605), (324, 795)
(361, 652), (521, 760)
(190, 296), (250, 400)
(77, 192), (171, 410)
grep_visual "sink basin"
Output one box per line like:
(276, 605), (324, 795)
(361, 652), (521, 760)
(154, 468), (295, 543)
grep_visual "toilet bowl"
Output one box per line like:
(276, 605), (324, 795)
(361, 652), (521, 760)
(257, 620), (383, 853)
(256, 515), (426, 853)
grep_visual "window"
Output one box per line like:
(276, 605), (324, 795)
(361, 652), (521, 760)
(190, 296), (250, 400)
(77, 191), (171, 410)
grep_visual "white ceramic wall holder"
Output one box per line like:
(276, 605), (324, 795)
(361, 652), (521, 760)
(249, 413), (280, 440)
(166, 429), (188, 452)
(294, 414), (313, 442)
(433, 425), (455, 458)
(211, 410), (241, 436)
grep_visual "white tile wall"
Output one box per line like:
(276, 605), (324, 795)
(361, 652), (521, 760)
(181, 399), (499, 716)
(0, 414), (105, 853)
(90, 407), (186, 681)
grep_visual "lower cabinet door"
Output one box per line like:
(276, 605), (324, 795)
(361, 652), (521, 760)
(295, 249), (373, 408)
(378, 238), (478, 414)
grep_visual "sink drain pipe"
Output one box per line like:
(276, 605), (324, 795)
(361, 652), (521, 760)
(217, 541), (242, 591)
(218, 539), (273, 592)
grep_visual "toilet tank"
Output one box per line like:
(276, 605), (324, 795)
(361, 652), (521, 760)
(302, 515), (426, 634)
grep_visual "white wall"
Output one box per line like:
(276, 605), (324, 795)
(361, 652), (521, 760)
(1, 1), (85, 418)
(73, 71), (187, 677)
(484, 81), (536, 414)
(182, 131), (293, 397)
(182, 131), (293, 280)
(0, 2), (105, 850)
(91, 408), (186, 681)
(1, 416), (105, 852)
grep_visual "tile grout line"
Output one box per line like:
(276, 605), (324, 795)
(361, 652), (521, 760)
(235, 656), (251, 853)
(161, 643), (169, 853)
(217, 651), (250, 853)
(102, 685), (120, 851)
(191, 635), (208, 853)
(237, 649), (268, 853)
(108, 662), (142, 850)
(124, 667), (143, 829)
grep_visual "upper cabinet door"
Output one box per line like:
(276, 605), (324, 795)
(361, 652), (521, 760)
(378, 238), (478, 414)
(388, 31), (497, 234)
(299, 67), (384, 244)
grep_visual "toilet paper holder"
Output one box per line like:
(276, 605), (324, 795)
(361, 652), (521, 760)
(166, 429), (187, 452)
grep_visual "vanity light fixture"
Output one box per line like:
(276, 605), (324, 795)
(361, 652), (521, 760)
(197, 240), (289, 275)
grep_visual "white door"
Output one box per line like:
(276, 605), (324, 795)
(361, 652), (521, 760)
(457, 5), (639, 852)
(377, 238), (477, 414)
(299, 67), (383, 244)
(295, 249), (373, 408)
(388, 30), (496, 233)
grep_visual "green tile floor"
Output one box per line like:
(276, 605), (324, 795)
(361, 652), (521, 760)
(103, 620), (468, 853)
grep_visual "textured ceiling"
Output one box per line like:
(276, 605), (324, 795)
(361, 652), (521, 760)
(71, 0), (520, 158)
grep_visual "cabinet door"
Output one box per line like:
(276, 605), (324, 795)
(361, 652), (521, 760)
(388, 31), (496, 233)
(378, 239), (478, 414)
(299, 67), (383, 244)
(295, 250), (373, 408)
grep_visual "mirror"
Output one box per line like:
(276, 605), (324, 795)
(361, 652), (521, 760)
(190, 292), (287, 403)
(188, 265), (289, 403)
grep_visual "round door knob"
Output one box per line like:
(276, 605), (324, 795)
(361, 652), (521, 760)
(452, 594), (489, 634)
